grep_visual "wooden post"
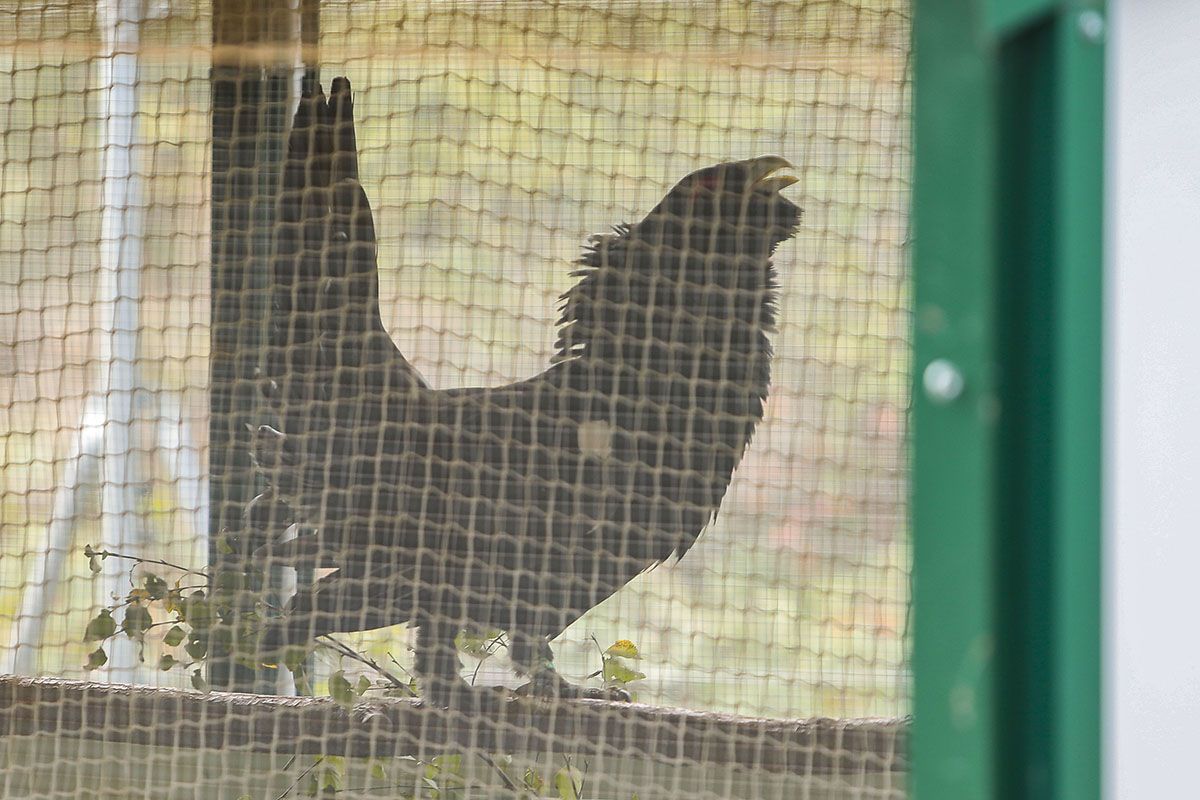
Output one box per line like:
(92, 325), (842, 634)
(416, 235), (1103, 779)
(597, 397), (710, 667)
(209, 0), (313, 693)
(0, 675), (908, 776)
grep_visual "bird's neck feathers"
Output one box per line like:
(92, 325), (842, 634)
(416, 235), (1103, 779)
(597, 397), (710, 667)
(552, 221), (781, 378)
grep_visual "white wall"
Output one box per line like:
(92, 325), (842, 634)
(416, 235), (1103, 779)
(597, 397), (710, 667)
(1107, 1), (1200, 796)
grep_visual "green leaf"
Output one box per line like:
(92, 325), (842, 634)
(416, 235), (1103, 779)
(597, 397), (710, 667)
(88, 555), (102, 574)
(84, 609), (117, 642)
(214, 570), (244, 594)
(191, 669), (208, 692)
(289, 657), (312, 696)
(602, 659), (646, 686)
(355, 675), (371, 696)
(554, 765), (583, 800)
(163, 625), (187, 647)
(605, 639), (640, 659)
(369, 759), (387, 780)
(208, 624), (233, 656)
(83, 544), (98, 558)
(142, 573), (168, 600)
(180, 594), (212, 630)
(121, 605), (153, 640)
(158, 654), (177, 671)
(235, 653), (264, 671)
(283, 645), (310, 674)
(456, 628), (504, 659)
(300, 772), (320, 797)
(318, 757), (344, 793)
(185, 635), (208, 660)
(328, 670), (356, 707)
(523, 767), (545, 792)
(320, 769), (342, 792)
(431, 754), (462, 776)
(84, 647), (108, 670)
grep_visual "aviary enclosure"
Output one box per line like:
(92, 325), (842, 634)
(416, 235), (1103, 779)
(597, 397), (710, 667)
(0, 1), (911, 797)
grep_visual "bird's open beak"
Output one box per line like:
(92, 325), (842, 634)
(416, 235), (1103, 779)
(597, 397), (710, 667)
(747, 155), (800, 193)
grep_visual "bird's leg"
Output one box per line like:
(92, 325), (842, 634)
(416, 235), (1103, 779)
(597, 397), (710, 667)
(415, 616), (505, 710)
(510, 630), (630, 702)
(414, 615), (466, 707)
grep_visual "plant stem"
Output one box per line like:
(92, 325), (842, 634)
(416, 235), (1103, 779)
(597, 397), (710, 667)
(316, 635), (411, 692)
(87, 547), (208, 578)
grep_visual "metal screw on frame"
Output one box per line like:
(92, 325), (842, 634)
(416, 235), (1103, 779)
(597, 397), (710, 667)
(923, 359), (965, 405)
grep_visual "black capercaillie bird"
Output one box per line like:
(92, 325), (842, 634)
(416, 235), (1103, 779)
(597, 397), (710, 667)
(250, 78), (801, 705)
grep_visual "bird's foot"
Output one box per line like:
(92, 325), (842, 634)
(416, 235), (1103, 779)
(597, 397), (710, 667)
(419, 679), (512, 713)
(515, 671), (631, 703)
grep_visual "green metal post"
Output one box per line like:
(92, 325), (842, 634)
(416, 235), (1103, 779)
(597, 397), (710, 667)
(912, 3), (1003, 795)
(1049, 6), (1104, 798)
(912, 2), (1103, 799)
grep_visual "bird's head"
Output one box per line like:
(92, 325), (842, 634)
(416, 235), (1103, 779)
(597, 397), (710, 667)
(561, 157), (798, 360)
(641, 156), (802, 259)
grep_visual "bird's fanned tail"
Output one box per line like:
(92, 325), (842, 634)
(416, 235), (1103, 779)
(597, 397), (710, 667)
(251, 80), (424, 647)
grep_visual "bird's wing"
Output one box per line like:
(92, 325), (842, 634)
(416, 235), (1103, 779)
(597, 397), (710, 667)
(401, 372), (695, 627)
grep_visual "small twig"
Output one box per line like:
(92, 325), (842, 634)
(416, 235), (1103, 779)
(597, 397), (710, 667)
(276, 755), (324, 800)
(292, 666), (313, 698)
(561, 754), (587, 800)
(332, 785), (404, 795)
(578, 758), (590, 799)
(386, 652), (417, 683)
(468, 633), (507, 687)
(480, 754), (521, 793)
(585, 635), (607, 680)
(104, 618), (180, 633)
(316, 635), (411, 691)
(588, 635), (606, 662)
(89, 618), (189, 653)
(85, 546), (208, 579)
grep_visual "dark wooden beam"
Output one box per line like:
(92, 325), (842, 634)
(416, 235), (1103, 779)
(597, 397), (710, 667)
(0, 675), (907, 775)
(209, 0), (314, 693)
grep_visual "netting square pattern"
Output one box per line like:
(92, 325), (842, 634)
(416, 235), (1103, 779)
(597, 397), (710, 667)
(0, 2), (909, 797)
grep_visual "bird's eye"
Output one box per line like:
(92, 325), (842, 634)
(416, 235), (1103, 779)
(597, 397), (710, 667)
(696, 172), (721, 191)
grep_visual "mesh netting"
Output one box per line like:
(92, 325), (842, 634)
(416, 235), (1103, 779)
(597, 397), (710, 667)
(0, 0), (910, 797)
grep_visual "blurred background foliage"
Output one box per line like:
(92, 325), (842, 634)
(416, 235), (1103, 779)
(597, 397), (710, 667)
(0, 0), (909, 719)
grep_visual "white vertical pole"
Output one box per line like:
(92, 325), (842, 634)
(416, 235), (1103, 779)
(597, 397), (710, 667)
(94, 0), (145, 680)
(157, 390), (208, 562)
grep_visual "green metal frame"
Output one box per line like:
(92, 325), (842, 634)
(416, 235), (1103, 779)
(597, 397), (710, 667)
(912, 2), (1104, 799)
